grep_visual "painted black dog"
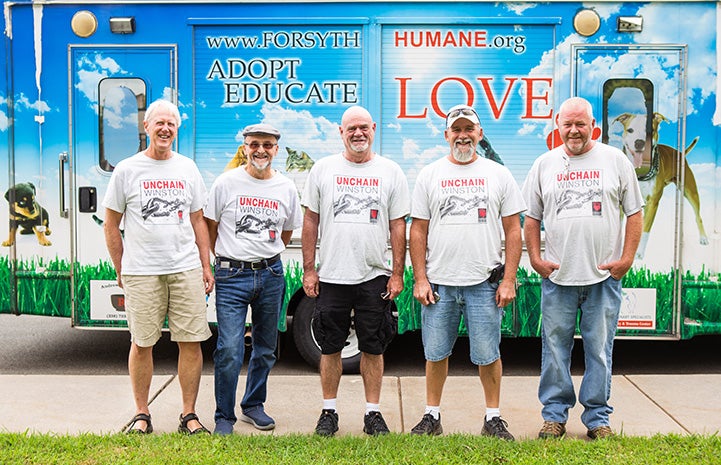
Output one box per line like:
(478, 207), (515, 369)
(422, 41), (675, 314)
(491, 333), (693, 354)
(3, 182), (52, 246)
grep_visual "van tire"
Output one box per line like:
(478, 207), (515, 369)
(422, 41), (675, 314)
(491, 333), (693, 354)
(292, 295), (362, 374)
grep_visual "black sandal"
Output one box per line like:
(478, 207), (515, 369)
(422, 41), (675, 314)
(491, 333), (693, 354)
(126, 413), (153, 434)
(178, 412), (210, 435)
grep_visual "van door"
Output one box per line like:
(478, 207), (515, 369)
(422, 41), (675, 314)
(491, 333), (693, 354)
(571, 44), (687, 338)
(69, 45), (176, 327)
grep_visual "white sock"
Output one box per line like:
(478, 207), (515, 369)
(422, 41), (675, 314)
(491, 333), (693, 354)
(425, 406), (441, 420)
(486, 408), (501, 421)
(323, 399), (337, 411)
(366, 403), (380, 414)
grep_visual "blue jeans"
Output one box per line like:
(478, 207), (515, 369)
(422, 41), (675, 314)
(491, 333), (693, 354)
(213, 260), (285, 424)
(421, 280), (502, 366)
(538, 277), (622, 429)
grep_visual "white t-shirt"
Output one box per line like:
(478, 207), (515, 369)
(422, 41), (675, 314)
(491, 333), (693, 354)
(412, 156), (526, 286)
(522, 143), (644, 286)
(204, 167), (303, 261)
(302, 153), (410, 285)
(102, 151), (207, 275)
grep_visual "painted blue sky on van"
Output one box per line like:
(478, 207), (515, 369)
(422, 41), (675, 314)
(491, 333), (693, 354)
(0, 1), (719, 273)
(1, 3), (718, 178)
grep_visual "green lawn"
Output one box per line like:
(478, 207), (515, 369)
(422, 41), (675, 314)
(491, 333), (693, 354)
(1, 432), (720, 465)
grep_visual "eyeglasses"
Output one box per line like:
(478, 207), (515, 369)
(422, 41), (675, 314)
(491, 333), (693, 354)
(446, 107), (479, 122)
(245, 141), (277, 150)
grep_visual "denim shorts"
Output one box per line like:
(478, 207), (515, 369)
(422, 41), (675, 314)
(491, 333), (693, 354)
(421, 280), (502, 366)
(313, 275), (396, 355)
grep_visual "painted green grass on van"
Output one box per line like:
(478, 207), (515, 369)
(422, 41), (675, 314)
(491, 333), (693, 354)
(0, 256), (72, 318)
(0, 256), (10, 312)
(74, 260), (125, 327)
(620, 267), (676, 336)
(3, 258), (721, 339)
(681, 267), (721, 338)
(515, 267), (705, 338)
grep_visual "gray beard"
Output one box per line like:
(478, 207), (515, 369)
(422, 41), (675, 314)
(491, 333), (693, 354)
(452, 145), (474, 163)
(250, 159), (270, 171)
(350, 142), (369, 153)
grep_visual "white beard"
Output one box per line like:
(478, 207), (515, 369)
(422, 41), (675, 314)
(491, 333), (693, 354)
(350, 141), (369, 153)
(452, 145), (474, 163)
(250, 158), (270, 171)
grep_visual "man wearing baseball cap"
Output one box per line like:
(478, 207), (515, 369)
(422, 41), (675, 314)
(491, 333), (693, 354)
(205, 122), (303, 434)
(409, 104), (525, 439)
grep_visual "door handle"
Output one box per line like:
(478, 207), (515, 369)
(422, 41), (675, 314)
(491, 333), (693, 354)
(78, 186), (97, 212)
(58, 151), (68, 218)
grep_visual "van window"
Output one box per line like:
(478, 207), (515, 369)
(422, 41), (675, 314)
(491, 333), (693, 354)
(98, 78), (147, 172)
(603, 78), (655, 180)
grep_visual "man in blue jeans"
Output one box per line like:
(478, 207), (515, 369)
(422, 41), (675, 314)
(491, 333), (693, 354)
(522, 97), (643, 440)
(408, 104), (524, 439)
(205, 123), (303, 434)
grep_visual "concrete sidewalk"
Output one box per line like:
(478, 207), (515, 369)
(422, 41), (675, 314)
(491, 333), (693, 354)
(1, 374), (719, 438)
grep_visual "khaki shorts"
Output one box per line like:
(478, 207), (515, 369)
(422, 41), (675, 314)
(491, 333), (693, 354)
(122, 267), (212, 347)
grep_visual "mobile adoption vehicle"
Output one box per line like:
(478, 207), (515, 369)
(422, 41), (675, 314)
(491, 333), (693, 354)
(2, 0), (720, 371)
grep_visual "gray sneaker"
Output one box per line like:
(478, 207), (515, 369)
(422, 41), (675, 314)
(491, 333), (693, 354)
(481, 416), (515, 441)
(315, 409), (339, 437)
(410, 413), (443, 436)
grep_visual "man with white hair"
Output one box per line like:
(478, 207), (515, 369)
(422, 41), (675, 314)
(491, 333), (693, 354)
(103, 99), (213, 435)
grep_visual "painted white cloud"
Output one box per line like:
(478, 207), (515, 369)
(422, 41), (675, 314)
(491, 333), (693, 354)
(75, 54), (130, 126)
(401, 137), (421, 160)
(503, 3), (537, 15)
(73, 54), (188, 131)
(94, 56), (122, 74)
(572, 52), (686, 119)
(636, 4), (716, 104)
(101, 87), (141, 130)
(582, 3), (621, 20)
(400, 139), (446, 191)
(517, 123), (538, 136)
(426, 119), (442, 137)
(76, 69), (105, 103)
(389, 45), (449, 82)
(523, 2), (717, 136)
(405, 140), (445, 164)
(75, 55), (118, 101)
(523, 33), (577, 140)
(14, 93), (50, 113)
(230, 103), (344, 162)
(0, 95), (7, 131)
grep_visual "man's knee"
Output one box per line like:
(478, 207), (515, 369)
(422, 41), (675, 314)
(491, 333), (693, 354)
(131, 342), (154, 357)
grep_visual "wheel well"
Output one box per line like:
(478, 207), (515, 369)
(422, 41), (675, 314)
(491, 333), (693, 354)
(285, 288), (307, 317)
